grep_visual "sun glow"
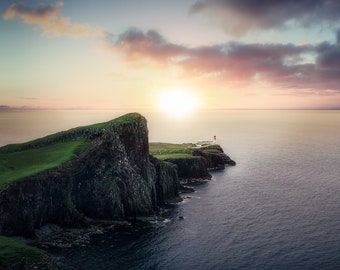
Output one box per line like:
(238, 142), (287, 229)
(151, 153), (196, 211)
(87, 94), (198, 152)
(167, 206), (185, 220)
(158, 87), (198, 117)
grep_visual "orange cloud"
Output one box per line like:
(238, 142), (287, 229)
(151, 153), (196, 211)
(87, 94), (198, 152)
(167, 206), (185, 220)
(3, 2), (104, 38)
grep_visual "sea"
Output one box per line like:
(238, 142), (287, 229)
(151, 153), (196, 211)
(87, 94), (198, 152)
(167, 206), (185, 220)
(0, 110), (339, 270)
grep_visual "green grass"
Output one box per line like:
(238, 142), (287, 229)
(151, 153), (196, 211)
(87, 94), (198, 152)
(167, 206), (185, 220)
(149, 143), (197, 160)
(0, 114), (143, 265)
(0, 113), (142, 154)
(72, 112), (142, 130)
(149, 142), (223, 160)
(154, 153), (201, 160)
(111, 113), (142, 124)
(201, 149), (221, 154)
(149, 143), (193, 154)
(0, 141), (86, 189)
(0, 236), (45, 266)
(0, 113), (143, 189)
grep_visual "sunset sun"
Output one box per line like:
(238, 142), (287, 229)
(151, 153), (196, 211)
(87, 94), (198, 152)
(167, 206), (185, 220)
(158, 88), (198, 117)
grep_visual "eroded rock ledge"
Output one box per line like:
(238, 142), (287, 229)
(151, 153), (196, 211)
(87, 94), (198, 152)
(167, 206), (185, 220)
(160, 144), (236, 189)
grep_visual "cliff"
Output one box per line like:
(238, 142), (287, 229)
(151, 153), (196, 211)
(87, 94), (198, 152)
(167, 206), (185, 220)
(149, 156), (181, 204)
(0, 113), (181, 237)
(149, 143), (236, 182)
(192, 145), (236, 169)
(163, 156), (211, 181)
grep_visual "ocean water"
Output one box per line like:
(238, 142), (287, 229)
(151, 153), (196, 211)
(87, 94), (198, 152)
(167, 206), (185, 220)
(0, 110), (339, 269)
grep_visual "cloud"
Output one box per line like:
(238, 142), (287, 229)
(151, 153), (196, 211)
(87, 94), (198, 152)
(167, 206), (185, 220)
(109, 28), (340, 93)
(111, 28), (189, 63)
(316, 30), (340, 70)
(190, 0), (340, 35)
(0, 105), (12, 111)
(3, 2), (103, 38)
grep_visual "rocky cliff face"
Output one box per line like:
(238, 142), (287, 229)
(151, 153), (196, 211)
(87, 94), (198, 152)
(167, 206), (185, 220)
(149, 156), (182, 204)
(0, 114), (181, 237)
(163, 157), (211, 181)
(163, 145), (236, 182)
(192, 145), (236, 169)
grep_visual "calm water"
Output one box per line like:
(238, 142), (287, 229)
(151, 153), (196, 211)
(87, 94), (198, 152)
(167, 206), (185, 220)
(1, 110), (340, 269)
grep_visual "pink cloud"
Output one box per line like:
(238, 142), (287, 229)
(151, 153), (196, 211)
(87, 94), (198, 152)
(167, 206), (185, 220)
(111, 28), (189, 63)
(109, 29), (340, 94)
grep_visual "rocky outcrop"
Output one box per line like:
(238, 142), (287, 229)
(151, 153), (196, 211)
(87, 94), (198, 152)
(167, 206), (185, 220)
(150, 156), (181, 204)
(192, 145), (236, 169)
(163, 145), (236, 183)
(0, 113), (181, 237)
(164, 157), (211, 181)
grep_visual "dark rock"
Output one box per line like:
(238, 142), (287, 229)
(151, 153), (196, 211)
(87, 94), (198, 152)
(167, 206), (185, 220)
(227, 159), (236, 166)
(1, 254), (58, 270)
(149, 156), (182, 204)
(0, 113), (236, 270)
(0, 114), (180, 237)
(164, 157), (212, 181)
(192, 145), (236, 169)
(163, 144), (235, 187)
(179, 185), (195, 193)
(0, 114), (235, 238)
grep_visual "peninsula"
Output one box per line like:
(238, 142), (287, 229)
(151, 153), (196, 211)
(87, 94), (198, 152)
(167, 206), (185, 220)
(0, 113), (235, 269)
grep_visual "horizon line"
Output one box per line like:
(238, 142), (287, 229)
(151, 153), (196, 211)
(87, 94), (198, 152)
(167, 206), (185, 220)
(1, 105), (340, 111)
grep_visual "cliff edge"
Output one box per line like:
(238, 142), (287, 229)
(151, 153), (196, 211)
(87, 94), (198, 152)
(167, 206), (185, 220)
(150, 143), (236, 183)
(0, 113), (181, 237)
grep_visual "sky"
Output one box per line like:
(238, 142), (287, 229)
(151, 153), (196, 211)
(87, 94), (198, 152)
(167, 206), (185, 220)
(1, 0), (340, 110)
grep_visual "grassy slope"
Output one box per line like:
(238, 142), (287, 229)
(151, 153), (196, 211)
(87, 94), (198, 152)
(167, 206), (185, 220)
(149, 143), (200, 160)
(0, 141), (85, 189)
(0, 113), (141, 189)
(149, 142), (222, 160)
(0, 236), (45, 267)
(0, 113), (141, 154)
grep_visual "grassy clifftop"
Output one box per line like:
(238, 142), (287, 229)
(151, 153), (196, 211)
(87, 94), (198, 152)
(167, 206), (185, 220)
(149, 142), (220, 160)
(0, 141), (85, 189)
(149, 143), (197, 160)
(0, 113), (141, 154)
(0, 113), (142, 190)
(150, 142), (235, 181)
(0, 236), (45, 267)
